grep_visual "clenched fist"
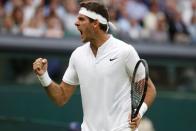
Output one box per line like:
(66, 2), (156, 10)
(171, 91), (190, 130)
(33, 58), (48, 76)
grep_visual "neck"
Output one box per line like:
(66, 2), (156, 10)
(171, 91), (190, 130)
(90, 32), (109, 56)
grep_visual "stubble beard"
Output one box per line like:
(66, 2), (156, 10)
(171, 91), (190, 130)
(81, 35), (90, 43)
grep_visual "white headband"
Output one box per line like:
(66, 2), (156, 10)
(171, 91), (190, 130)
(79, 7), (108, 25)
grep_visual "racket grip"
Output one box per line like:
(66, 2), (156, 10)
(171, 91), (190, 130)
(131, 113), (135, 119)
(131, 110), (137, 119)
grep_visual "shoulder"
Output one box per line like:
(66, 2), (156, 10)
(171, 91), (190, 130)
(70, 42), (90, 58)
(112, 36), (137, 57)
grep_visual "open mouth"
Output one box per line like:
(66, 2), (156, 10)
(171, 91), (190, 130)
(79, 29), (83, 38)
(80, 30), (83, 35)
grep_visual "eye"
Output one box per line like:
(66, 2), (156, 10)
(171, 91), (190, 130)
(78, 16), (85, 21)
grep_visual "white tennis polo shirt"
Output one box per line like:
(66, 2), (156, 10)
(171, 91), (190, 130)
(63, 35), (140, 131)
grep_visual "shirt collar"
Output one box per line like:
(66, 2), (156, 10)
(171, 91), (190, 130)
(96, 34), (113, 57)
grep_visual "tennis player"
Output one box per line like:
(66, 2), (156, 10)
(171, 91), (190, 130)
(33, 1), (156, 131)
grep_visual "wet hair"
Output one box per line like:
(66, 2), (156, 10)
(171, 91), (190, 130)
(80, 1), (109, 32)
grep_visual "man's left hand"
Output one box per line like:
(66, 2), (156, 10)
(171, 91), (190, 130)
(128, 113), (142, 130)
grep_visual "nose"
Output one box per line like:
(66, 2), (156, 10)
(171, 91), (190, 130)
(75, 20), (79, 27)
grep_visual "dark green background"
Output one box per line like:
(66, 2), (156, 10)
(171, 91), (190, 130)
(0, 85), (196, 131)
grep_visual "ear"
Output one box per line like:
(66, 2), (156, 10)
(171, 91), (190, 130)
(93, 20), (99, 29)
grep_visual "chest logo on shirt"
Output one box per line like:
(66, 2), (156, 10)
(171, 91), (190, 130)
(109, 58), (118, 61)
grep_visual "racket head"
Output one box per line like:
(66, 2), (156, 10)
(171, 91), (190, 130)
(131, 59), (149, 119)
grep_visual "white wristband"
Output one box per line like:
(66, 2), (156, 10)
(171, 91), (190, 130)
(139, 102), (148, 117)
(37, 71), (52, 87)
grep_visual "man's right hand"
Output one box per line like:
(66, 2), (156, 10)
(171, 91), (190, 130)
(33, 58), (48, 76)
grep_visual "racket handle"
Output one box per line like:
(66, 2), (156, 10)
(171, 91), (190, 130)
(131, 113), (137, 119)
(131, 108), (137, 119)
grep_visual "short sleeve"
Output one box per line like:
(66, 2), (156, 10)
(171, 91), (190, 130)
(125, 46), (145, 80)
(62, 53), (79, 85)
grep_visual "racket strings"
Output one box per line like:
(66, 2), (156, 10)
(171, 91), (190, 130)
(132, 79), (145, 108)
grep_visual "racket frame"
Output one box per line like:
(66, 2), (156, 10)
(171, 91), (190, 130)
(131, 59), (149, 119)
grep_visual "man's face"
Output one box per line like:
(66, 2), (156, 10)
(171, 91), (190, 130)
(75, 14), (95, 43)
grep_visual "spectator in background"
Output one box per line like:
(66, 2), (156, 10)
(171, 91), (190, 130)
(156, 0), (168, 12)
(44, 11), (64, 38)
(182, 0), (196, 26)
(188, 14), (196, 43)
(1, 15), (14, 34)
(171, 11), (190, 44)
(142, 0), (162, 40)
(117, 0), (148, 40)
(128, 18), (143, 40)
(44, 0), (64, 18)
(23, 5), (46, 37)
(4, 0), (23, 15)
(164, 0), (177, 41)
(23, 0), (42, 25)
(0, 1), (5, 29)
(107, 6), (119, 34)
(145, 12), (168, 43)
(116, 1), (131, 36)
(62, 0), (80, 36)
(164, 0), (190, 43)
(9, 6), (25, 35)
(0, 0), (196, 44)
(126, 0), (149, 23)
(143, 0), (160, 32)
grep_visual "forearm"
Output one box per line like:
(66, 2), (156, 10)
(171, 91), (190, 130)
(144, 78), (157, 107)
(37, 71), (66, 106)
(139, 79), (156, 117)
(44, 82), (67, 106)
(33, 58), (76, 106)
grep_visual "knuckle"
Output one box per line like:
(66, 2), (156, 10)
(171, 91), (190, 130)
(36, 58), (42, 62)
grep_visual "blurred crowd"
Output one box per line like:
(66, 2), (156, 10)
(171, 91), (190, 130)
(0, 0), (196, 87)
(0, 0), (196, 44)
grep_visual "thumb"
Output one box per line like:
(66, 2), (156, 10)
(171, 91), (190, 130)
(41, 59), (48, 71)
(42, 59), (47, 64)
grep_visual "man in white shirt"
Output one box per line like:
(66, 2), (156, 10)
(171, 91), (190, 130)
(33, 1), (156, 131)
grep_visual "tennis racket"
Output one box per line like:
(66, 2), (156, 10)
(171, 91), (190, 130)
(131, 59), (149, 119)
